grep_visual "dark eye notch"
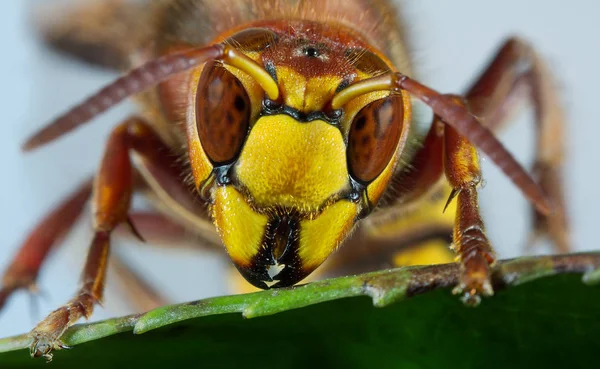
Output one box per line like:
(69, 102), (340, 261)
(264, 61), (278, 83)
(262, 97), (282, 114)
(335, 75), (355, 93)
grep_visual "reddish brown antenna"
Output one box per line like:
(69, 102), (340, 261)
(22, 44), (226, 151)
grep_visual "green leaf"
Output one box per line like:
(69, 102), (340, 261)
(0, 253), (599, 368)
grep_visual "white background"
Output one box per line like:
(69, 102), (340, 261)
(1, 0), (598, 338)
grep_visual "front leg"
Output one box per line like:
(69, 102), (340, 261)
(444, 112), (495, 303)
(358, 38), (567, 302)
(28, 118), (163, 361)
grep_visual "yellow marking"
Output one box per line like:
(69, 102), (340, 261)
(213, 186), (268, 266)
(223, 46), (279, 100)
(392, 240), (454, 266)
(304, 76), (344, 111)
(236, 116), (348, 211)
(362, 182), (456, 267)
(298, 200), (357, 270)
(366, 183), (456, 239)
(276, 67), (343, 111)
(366, 154), (396, 206)
(331, 74), (396, 109)
(278, 67), (306, 110)
(455, 143), (481, 184)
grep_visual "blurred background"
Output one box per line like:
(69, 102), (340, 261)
(0, 0), (598, 337)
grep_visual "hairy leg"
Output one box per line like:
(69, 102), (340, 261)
(358, 38), (568, 302)
(25, 118), (197, 361)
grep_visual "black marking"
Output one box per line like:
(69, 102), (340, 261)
(267, 215), (298, 260)
(328, 108), (343, 120)
(346, 176), (371, 219)
(264, 61), (278, 83)
(443, 188), (460, 213)
(234, 213), (310, 289)
(261, 100), (342, 126)
(262, 98), (281, 114)
(335, 76), (353, 93)
(213, 164), (234, 185)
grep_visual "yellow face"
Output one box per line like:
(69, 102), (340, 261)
(187, 25), (411, 288)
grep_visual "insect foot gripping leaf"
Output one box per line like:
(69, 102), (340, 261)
(0, 253), (599, 367)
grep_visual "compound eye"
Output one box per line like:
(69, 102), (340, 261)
(196, 61), (251, 164)
(347, 96), (404, 183)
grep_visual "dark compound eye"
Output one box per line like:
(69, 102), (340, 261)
(196, 61), (251, 165)
(347, 96), (405, 183)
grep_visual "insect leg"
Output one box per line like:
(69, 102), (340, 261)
(27, 117), (174, 361)
(443, 109), (496, 303)
(371, 111), (496, 303)
(464, 38), (569, 253)
(341, 120), (455, 277)
(0, 179), (92, 312)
